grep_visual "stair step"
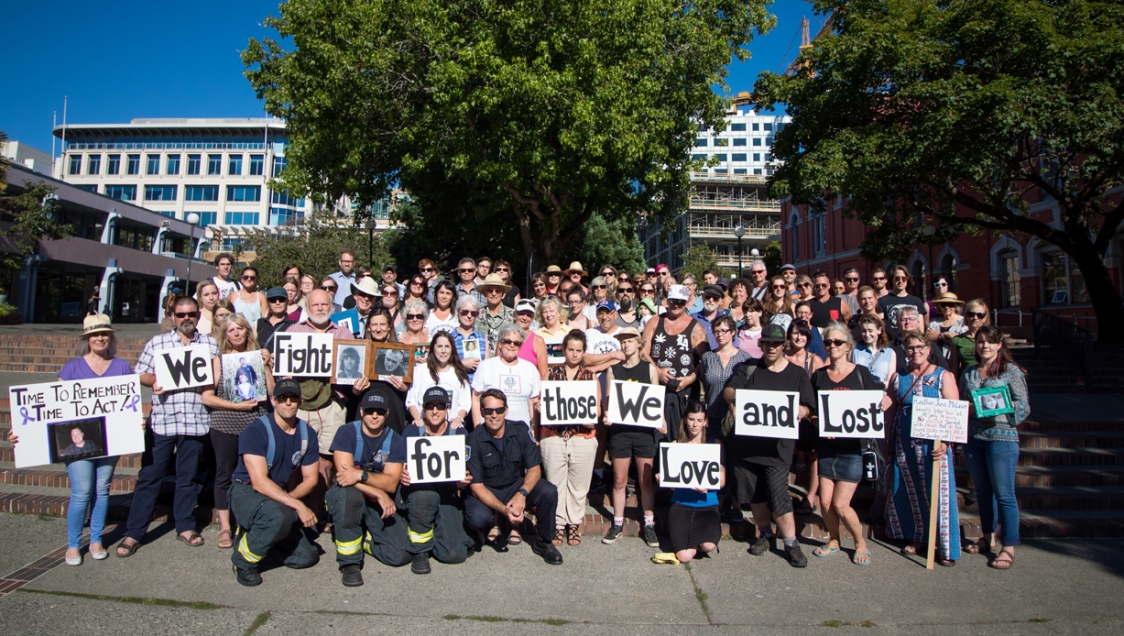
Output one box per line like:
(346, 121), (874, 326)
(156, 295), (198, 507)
(954, 465), (1124, 488)
(1015, 447), (1124, 467)
(1019, 431), (1124, 449)
(0, 492), (216, 524)
(0, 447), (144, 468)
(0, 466), (138, 493)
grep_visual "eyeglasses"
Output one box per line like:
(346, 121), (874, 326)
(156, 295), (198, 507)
(591, 284), (606, 289)
(893, 276), (908, 282)
(845, 277), (860, 282)
(798, 282), (812, 288)
(872, 275), (886, 281)
(618, 287), (634, 293)
(424, 403), (448, 412)
(934, 281), (948, 287)
(495, 267), (509, 273)
(752, 269), (767, 275)
(500, 338), (523, 347)
(658, 271), (669, 276)
(383, 290), (398, 297)
(241, 275), (256, 281)
(824, 339), (848, 348)
(410, 281), (424, 287)
(406, 313), (426, 321)
(460, 268), (476, 274)
(485, 288), (503, 295)
(904, 345), (928, 353)
(713, 328), (732, 335)
(421, 267), (434, 272)
(771, 284), (786, 290)
(814, 283), (829, 289)
(322, 285), (337, 292)
(363, 408), (389, 417)
(481, 407), (507, 416)
(967, 311), (987, 319)
(276, 395), (301, 404)
(459, 310), (478, 317)
(174, 311), (199, 318)
(641, 288), (655, 294)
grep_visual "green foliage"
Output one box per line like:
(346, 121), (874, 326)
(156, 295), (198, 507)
(388, 195), (526, 279)
(0, 181), (74, 290)
(574, 212), (646, 276)
(755, 0), (1124, 340)
(679, 243), (719, 283)
(763, 240), (782, 275)
(243, 0), (776, 261)
(0, 303), (17, 319)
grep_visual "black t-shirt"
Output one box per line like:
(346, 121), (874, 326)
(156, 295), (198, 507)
(723, 360), (815, 467)
(329, 423), (407, 471)
(466, 420), (541, 489)
(809, 296), (843, 329)
(256, 317), (294, 349)
(877, 293), (926, 342)
(232, 415), (320, 488)
(811, 365), (879, 455)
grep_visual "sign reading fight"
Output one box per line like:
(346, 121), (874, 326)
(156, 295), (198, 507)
(606, 381), (665, 428)
(154, 345), (214, 391)
(273, 333), (334, 377)
(539, 381), (598, 426)
(817, 390), (886, 439)
(408, 436), (466, 484)
(658, 443), (722, 490)
(910, 396), (969, 444)
(734, 389), (801, 439)
(8, 375), (145, 469)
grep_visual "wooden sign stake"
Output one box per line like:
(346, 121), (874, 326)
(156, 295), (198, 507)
(925, 454), (941, 570)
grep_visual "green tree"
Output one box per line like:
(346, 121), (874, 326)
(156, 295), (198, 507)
(574, 212), (646, 276)
(679, 243), (719, 284)
(0, 179), (74, 293)
(755, 0), (1124, 342)
(243, 0), (776, 263)
(763, 240), (782, 276)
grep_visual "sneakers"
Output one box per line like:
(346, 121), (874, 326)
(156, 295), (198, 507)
(340, 564), (364, 587)
(531, 534), (564, 565)
(234, 564), (262, 587)
(602, 523), (624, 544)
(642, 525), (660, 548)
(411, 552), (432, 575)
(785, 543), (808, 568)
(748, 535), (774, 556)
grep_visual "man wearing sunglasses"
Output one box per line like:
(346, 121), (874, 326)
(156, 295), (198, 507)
(748, 261), (770, 301)
(119, 297), (220, 557)
(839, 267), (862, 315)
(328, 250), (357, 307)
(456, 257), (487, 309)
(809, 271), (852, 332)
(400, 386), (475, 574)
(877, 265), (928, 343)
(465, 389), (563, 564)
(327, 386), (411, 586)
(691, 284), (726, 349)
(870, 267), (890, 298)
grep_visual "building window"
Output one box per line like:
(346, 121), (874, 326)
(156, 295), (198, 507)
(228, 155), (243, 176)
(753, 153), (761, 162)
(999, 250), (1020, 308)
(694, 138), (707, 147)
(730, 123), (746, 131)
(691, 153), (707, 161)
(186, 211), (217, 227)
(271, 191), (304, 207)
(249, 155), (264, 175)
(1042, 250), (1089, 305)
(732, 153), (747, 162)
(127, 155), (140, 175)
(187, 154), (201, 175)
(227, 186), (262, 202)
(765, 153), (773, 162)
(158, 211), (176, 218)
(713, 154), (727, 161)
(107, 155), (120, 175)
(75, 184), (98, 193)
(225, 211), (260, 225)
(69, 155), (81, 175)
(715, 138), (729, 147)
(763, 123), (773, 131)
(753, 168), (763, 175)
(166, 155), (180, 175)
(105, 185), (137, 201)
(733, 138), (747, 146)
(271, 208), (305, 225)
(207, 155), (222, 175)
(221, 238), (244, 251)
(145, 185), (177, 201)
(812, 214), (826, 256)
(752, 123), (760, 131)
(146, 154), (160, 175)
(87, 155), (101, 175)
(752, 138), (762, 147)
(272, 156), (288, 178)
(791, 221), (799, 262)
(733, 168), (748, 174)
(185, 185), (219, 201)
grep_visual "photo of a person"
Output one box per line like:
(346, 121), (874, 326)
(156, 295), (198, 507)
(337, 346), (363, 379)
(221, 350), (268, 403)
(376, 347), (408, 377)
(236, 369), (256, 401)
(48, 417), (109, 464)
(237, 356), (258, 386)
(60, 426), (101, 459)
(980, 392), (1004, 412)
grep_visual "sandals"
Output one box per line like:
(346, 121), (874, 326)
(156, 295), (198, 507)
(116, 539), (140, 558)
(507, 530), (523, 546)
(852, 550), (872, 566)
(177, 531), (205, 548)
(567, 525), (581, 546)
(216, 530), (233, 550)
(552, 527), (566, 547)
(900, 543), (921, 556)
(813, 545), (840, 558)
(964, 537), (994, 555)
(651, 552), (680, 566)
(989, 549), (1015, 570)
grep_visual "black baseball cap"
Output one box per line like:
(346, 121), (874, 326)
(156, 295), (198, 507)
(273, 379), (302, 398)
(422, 386), (451, 407)
(360, 386), (390, 410)
(383, 264), (397, 273)
(265, 287), (288, 301)
(702, 284), (724, 299)
(759, 324), (787, 343)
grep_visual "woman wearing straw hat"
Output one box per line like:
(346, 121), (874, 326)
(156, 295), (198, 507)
(926, 292), (968, 361)
(564, 261), (589, 295)
(544, 265), (565, 295)
(6, 315), (134, 566)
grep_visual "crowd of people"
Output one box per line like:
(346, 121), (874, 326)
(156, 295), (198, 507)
(8, 250), (1030, 585)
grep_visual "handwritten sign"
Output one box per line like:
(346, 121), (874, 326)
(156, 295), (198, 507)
(407, 435), (467, 484)
(817, 390), (886, 439)
(658, 443), (722, 490)
(8, 375), (145, 468)
(734, 389), (800, 440)
(154, 345), (214, 391)
(910, 396), (969, 444)
(273, 332), (334, 377)
(606, 381), (665, 428)
(540, 381), (598, 426)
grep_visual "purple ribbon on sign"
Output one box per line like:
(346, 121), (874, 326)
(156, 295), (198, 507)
(123, 394), (141, 412)
(19, 407), (35, 425)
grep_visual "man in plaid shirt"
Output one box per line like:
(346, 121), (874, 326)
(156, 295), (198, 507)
(117, 297), (219, 557)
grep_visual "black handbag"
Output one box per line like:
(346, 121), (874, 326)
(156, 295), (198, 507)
(857, 368), (885, 483)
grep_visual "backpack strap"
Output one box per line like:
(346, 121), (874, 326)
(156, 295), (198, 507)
(353, 421), (364, 465)
(259, 414), (277, 467)
(380, 428), (395, 457)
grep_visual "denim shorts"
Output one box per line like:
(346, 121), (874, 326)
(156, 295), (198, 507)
(818, 452), (863, 483)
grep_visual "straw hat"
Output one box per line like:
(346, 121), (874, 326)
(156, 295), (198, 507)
(564, 261), (588, 277)
(83, 314), (115, 336)
(544, 265), (564, 275)
(932, 292), (965, 305)
(476, 273), (512, 293)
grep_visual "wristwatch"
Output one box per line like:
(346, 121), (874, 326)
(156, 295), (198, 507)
(360, 470), (369, 483)
(518, 488), (529, 498)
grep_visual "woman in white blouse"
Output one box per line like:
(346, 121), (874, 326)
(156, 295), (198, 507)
(406, 331), (471, 429)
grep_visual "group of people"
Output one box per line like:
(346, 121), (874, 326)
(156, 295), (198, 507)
(9, 251), (1029, 586)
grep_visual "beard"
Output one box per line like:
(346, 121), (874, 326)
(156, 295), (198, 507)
(618, 297), (632, 311)
(177, 319), (196, 337)
(309, 310), (331, 326)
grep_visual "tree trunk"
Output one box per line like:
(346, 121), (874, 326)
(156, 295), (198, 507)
(1062, 242), (1124, 345)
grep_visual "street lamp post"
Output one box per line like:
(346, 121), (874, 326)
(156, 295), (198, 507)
(365, 217), (376, 270)
(734, 225), (746, 278)
(185, 213), (200, 295)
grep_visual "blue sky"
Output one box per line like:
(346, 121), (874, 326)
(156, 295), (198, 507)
(1, 0), (818, 155)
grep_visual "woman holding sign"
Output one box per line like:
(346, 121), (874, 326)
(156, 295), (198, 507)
(654, 403), (724, 564)
(958, 326), (1029, 569)
(535, 297), (569, 369)
(884, 330), (962, 566)
(8, 314), (134, 566)
(810, 323), (888, 566)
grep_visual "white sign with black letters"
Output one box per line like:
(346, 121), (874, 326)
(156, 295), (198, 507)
(734, 389), (801, 439)
(273, 332), (335, 377)
(154, 345), (214, 390)
(407, 435), (467, 484)
(539, 381), (598, 426)
(606, 381), (665, 428)
(658, 443), (722, 490)
(817, 390), (886, 439)
(910, 396), (969, 444)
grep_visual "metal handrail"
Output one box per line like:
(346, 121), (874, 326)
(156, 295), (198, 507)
(1032, 309), (1094, 387)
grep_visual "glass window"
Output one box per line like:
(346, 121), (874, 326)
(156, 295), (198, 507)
(765, 153), (773, 162)
(713, 154), (727, 161)
(157, 211), (176, 218)
(225, 211), (261, 225)
(715, 138), (729, 147)
(694, 138), (707, 147)
(272, 156), (288, 178)
(69, 155), (81, 175)
(144, 185), (177, 201)
(999, 251), (1020, 307)
(127, 155), (140, 175)
(733, 168), (748, 174)
(227, 185), (262, 202)
(271, 191), (304, 207)
(791, 220), (799, 261)
(186, 211), (217, 227)
(691, 153), (707, 161)
(228, 155), (243, 176)
(730, 123), (746, 131)
(271, 208), (306, 225)
(146, 154), (160, 175)
(752, 138), (762, 147)
(185, 185), (219, 201)
(752, 123), (760, 131)
(105, 185), (137, 201)
(732, 153), (747, 162)
(763, 123), (773, 132)
(1042, 251), (1089, 305)
(207, 154), (222, 175)
(87, 155), (101, 175)
(812, 214), (826, 255)
(733, 138), (747, 146)
(187, 154), (201, 175)
(249, 155), (264, 176)
(166, 155), (180, 175)
(107, 155), (120, 175)
(753, 168), (763, 175)
(75, 184), (98, 193)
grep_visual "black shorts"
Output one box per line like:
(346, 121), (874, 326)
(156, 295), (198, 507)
(796, 417), (818, 454)
(607, 428), (657, 459)
(730, 462), (793, 515)
(668, 503), (721, 552)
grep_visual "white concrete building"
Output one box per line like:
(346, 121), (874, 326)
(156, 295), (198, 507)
(1, 140), (53, 176)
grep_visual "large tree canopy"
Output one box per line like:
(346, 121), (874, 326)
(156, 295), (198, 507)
(754, 0), (1124, 342)
(243, 0), (775, 262)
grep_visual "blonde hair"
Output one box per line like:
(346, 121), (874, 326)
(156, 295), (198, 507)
(220, 314), (258, 354)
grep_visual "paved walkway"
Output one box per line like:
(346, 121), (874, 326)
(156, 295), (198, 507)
(0, 513), (1121, 635)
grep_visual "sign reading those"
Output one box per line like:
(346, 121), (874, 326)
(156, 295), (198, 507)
(8, 375), (145, 469)
(408, 436), (467, 484)
(273, 333), (335, 377)
(539, 381), (598, 426)
(817, 390), (886, 439)
(658, 443), (722, 490)
(910, 396), (969, 445)
(154, 345), (214, 391)
(606, 381), (665, 428)
(734, 389), (801, 439)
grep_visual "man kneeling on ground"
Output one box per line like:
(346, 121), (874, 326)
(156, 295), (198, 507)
(464, 389), (564, 565)
(327, 386), (411, 587)
(229, 380), (321, 587)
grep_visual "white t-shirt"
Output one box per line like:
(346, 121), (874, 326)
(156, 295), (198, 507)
(584, 327), (621, 355)
(472, 357), (541, 425)
(405, 365), (472, 421)
(213, 276), (239, 299)
(425, 310), (458, 337)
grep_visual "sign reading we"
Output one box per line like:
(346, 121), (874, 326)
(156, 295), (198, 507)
(605, 381), (665, 428)
(154, 345), (214, 391)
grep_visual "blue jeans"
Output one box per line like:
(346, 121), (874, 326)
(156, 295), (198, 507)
(66, 457), (118, 548)
(125, 431), (206, 540)
(963, 437), (1020, 546)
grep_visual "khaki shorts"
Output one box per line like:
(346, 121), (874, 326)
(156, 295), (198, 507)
(298, 400), (347, 455)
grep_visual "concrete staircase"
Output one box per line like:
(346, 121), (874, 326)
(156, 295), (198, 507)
(1011, 346), (1124, 394)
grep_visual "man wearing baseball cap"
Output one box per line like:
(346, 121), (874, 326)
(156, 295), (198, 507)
(381, 264), (405, 299)
(780, 264), (798, 296)
(399, 386), (475, 574)
(721, 324), (816, 568)
(229, 380), (320, 587)
(691, 284), (726, 350)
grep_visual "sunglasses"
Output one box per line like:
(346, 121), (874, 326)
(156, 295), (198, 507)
(893, 276), (908, 282)
(814, 283), (829, 289)
(618, 287), (634, 293)
(383, 290), (398, 297)
(459, 310), (478, 317)
(824, 339), (848, 348)
(495, 267), (509, 272)
(269, 297), (287, 303)
(967, 311), (987, 319)
(934, 281), (948, 287)
(752, 270), (767, 275)
(421, 267), (434, 272)
(424, 403), (448, 411)
(460, 268), (475, 274)
(275, 395), (301, 404)
(322, 285), (337, 292)
(241, 275), (256, 281)
(362, 407), (389, 417)
(872, 276), (886, 281)
(845, 277), (860, 282)
(667, 300), (686, 308)
(406, 313), (425, 320)
(481, 407), (507, 416)
(174, 311), (199, 318)
(500, 338), (523, 347)
(641, 288), (655, 294)
(771, 284), (786, 290)
(798, 282), (812, 288)
(591, 284), (606, 289)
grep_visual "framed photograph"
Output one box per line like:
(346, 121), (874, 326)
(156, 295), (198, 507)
(410, 343), (429, 367)
(221, 350), (268, 403)
(370, 341), (415, 384)
(49, 417), (109, 464)
(971, 385), (1015, 418)
(332, 340), (370, 385)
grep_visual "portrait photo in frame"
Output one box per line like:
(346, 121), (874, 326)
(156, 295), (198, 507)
(370, 341), (415, 384)
(332, 339), (370, 385)
(971, 385), (1015, 418)
(49, 417), (109, 464)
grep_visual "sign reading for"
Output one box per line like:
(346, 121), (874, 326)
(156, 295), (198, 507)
(817, 390), (886, 439)
(273, 333), (334, 377)
(910, 396), (969, 444)
(540, 381), (598, 426)
(606, 381), (665, 428)
(154, 345), (214, 391)
(734, 389), (800, 439)
(408, 436), (467, 484)
(658, 443), (722, 490)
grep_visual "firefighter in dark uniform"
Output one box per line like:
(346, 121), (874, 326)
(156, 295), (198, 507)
(229, 379), (321, 587)
(464, 389), (564, 565)
(326, 386), (411, 587)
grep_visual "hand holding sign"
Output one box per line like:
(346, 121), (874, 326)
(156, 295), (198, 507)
(658, 443), (722, 490)
(154, 345), (214, 391)
(540, 381), (598, 426)
(408, 436), (467, 484)
(818, 390), (887, 439)
(734, 389), (800, 439)
(606, 381), (665, 429)
(274, 333), (335, 377)
(910, 396), (969, 444)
